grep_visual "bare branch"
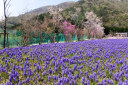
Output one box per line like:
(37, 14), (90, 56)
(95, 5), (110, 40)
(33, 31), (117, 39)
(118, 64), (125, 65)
(2, 0), (11, 48)
(3, 0), (8, 4)
(5, 0), (11, 8)
(6, 4), (11, 17)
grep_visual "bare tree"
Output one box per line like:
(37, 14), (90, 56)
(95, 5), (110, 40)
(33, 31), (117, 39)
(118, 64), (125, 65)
(3, 0), (11, 48)
(76, 28), (85, 41)
(44, 17), (56, 43)
(27, 16), (43, 45)
(18, 13), (49, 46)
(17, 14), (33, 47)
(28, 14), (57, 45)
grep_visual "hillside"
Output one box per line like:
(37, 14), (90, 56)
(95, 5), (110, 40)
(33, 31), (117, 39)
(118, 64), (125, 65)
(1, 0), (128, 30)
(0, 1), (75, 29)
(62, 0), (128, 28)
(27, 1), (75, 14)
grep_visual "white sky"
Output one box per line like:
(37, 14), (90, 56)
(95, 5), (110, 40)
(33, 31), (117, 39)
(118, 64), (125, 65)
(0, 0), (78, 20)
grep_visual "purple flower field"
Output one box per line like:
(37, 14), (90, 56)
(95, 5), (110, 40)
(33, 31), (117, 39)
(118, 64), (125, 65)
(0, 39), (128, 85)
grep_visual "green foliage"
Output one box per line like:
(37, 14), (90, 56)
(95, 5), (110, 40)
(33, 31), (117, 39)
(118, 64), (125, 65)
(0, 72), (9, 79)
(37, 12), (52, 21)
(104, 25), (128, 35)
(62, 0), (128, 29)
(38, 14), (45, 21)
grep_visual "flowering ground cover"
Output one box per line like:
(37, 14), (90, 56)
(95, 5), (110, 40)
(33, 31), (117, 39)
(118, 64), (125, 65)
(0, 39), (128, 85)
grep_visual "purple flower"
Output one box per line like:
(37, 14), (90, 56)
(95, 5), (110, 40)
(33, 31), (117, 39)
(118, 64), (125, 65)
(2, 56), (5, 61)
(73, 79), (76, 85)
(53, 75), (56, 80)
(78, 65), (83, 69)
(25, 77), (29, 83)
(42, 71), (47, 76)
(73, 64), (77, 71)
(36, 65), (41, 71)
(118, 80), (123, 85)
(48, 76), (51, 81)
(5, 80), (13, 85)
(49, 69), (53, 74)
(86, 80), (90, 85)
(18, 82), (22, 85)
(82, 77), (85, 84)
(80, 71), (83, 75)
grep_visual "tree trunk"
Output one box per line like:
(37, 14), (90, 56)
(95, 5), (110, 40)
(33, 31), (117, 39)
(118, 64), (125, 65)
(56, 33), (59, 43)
(88, 30), (91, 39)
(50, 34), (56, 43)
(88, 34), (91, 39)
(50, 34), (54, 43)
(39, 33), (42, 45)
(3, 0), (7, 48)
(77, 34), (81, 41)
(7, 33), (9, 48)
(53, 34), (56, 43)
(65, 36), (67, 42)
(23, 33), (27, 47)
(3, 25), (6, 48)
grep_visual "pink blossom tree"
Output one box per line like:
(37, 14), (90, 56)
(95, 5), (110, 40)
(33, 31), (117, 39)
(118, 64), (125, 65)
(62, 21), (75, 42)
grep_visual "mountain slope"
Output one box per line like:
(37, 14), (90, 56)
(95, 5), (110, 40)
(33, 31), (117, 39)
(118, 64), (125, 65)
(1, 0), (128, 29)
(27, 1), (75, 14)
(62, 0), (128, 28)
(0, 1), (75, 28)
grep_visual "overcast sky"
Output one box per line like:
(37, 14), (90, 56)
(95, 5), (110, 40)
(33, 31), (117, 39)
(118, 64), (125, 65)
(0, 0), (78, 20)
